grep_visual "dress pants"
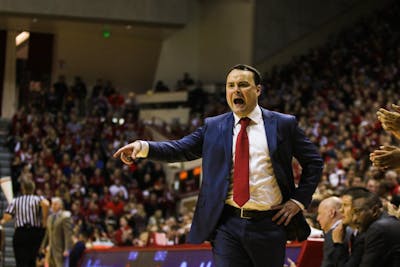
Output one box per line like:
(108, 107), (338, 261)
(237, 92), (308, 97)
(13, 227), (45, 267)
(212, 207), (287, 267)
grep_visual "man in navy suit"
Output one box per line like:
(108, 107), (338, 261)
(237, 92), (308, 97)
(114, 64), (323, 267)
(332, 189), (400, 267)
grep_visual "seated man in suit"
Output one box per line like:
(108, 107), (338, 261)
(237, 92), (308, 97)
(352, 190), (400, 266)
(331, 187), (368, 267)
(317, 196), (348, 267)
(333, 188), (400, 267)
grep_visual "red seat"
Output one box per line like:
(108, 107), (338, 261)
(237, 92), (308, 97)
(296, 238), (324, 267)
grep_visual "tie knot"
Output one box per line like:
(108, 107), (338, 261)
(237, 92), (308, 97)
(239, 117), (251, 128)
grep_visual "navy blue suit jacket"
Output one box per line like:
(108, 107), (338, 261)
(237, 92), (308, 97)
(359, 214), (400, 267)
(147, 107), (323, 243)
(333, 214), (400, 267)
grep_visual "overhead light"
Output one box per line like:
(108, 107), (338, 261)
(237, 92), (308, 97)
(15, 31), (30, 46)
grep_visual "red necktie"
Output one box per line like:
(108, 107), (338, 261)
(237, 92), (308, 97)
(233, 117), (251, 207)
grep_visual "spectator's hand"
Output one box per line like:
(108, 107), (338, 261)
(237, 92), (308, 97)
(370, 145), (400, 170)
(332, 222), (345, 244)
(377, 104), (400, 139)
(113, 141), (142, 165)
(271, 200), (301, 226)
(63, 250), (69, 257)
(382, 198), (400, 218)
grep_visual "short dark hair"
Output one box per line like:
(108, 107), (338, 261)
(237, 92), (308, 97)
(342, 186), (382, 208)
(227, 64), (262, 85)
(360, 192), (382, 209)
(21, 178), (35, 194)
(341, 187), (369, 199)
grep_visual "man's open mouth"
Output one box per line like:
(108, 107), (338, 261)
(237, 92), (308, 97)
(233, 98), (245, 104)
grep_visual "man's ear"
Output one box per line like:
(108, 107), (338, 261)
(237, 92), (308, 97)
(371, 205), (381, 218)
(329, 209), (336, 218)
(256, 85), (262, 96)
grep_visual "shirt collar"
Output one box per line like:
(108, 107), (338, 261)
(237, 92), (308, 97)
(330, 219), (342, 230)
(233, 105), (262, 126)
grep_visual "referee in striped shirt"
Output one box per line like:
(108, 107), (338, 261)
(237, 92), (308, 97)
(1, 178), (50, 267)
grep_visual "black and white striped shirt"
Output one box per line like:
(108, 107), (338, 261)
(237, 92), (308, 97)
(5, 194), (46, 228)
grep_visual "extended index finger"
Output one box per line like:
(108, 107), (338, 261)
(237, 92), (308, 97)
(113, 146), (128, 158)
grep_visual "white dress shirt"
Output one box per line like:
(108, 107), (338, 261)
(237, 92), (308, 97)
(225, 105), (283, 210)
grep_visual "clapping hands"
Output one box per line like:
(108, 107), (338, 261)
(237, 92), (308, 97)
(371, 103), (400, 170)
(370, 145), (400, 170)
(377, 103), (400, 140)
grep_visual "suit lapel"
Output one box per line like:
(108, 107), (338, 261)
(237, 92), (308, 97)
(262, 108), (290, 194)
(221, 113), (234, 167)
(262, 108), (278, 156)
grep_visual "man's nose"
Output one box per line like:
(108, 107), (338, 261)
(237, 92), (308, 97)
(234, 87), (242, 93)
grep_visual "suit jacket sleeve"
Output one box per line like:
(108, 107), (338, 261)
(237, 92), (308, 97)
(62, 213), (73, 251)
(321, 230), (336, 267)
(282, 115), (323, 207)
(359, 224), (387, 267)
(333, 234), (365, 267)
(147, 125), (204, 162)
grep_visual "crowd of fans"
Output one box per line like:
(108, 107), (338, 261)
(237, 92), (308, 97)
(5, 0), (400, 254)
(267, 1), (400, 223)
(8, 85), (192, 248)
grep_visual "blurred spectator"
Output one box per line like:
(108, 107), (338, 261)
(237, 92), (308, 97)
(72, 76), (87, 116)
(113, 215), (133, 246)
(91, 79), (104, 99)
(124, 92), (139, 121)
(45, 86), (62, 113)
(69, 231), (88, 267)
(365, 177), (380, 194)
(154, 80), (169, 92)
(53, 75), (68, 108)
(103, 80), (116, 98)
(104, 195), (125, 217)
(109, 178), (128, 200)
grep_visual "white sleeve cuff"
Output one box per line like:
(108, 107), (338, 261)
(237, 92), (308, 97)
(290, 198), (305, 210)
(136, 141), (149, 158)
